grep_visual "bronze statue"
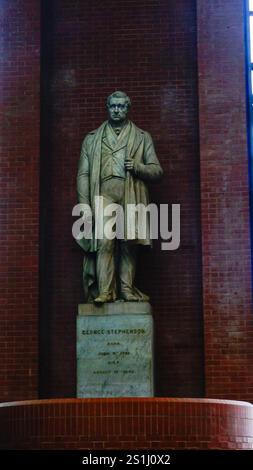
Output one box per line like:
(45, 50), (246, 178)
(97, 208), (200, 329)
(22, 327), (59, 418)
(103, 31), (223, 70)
(77, 91), (163, 303)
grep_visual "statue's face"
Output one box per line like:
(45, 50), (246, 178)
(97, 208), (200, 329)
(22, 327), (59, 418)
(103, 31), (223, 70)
(107, 97), (129, 124)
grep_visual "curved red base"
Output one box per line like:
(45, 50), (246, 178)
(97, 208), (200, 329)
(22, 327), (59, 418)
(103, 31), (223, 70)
(0, 398), (253, 449)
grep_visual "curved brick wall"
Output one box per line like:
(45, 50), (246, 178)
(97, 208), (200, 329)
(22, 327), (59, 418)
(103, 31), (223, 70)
(0, 398), (252, 449)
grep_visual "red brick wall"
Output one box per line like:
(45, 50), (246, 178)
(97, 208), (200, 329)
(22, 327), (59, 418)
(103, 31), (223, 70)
(0, 1), (40, 401)
(197, 0), (253, 400)
(1, 398), (253, 450)
(2, 0), (251, 404)
(40, 0), (204, 397)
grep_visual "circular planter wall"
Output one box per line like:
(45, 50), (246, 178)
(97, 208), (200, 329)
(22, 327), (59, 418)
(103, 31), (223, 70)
(0, 398), (252, 449)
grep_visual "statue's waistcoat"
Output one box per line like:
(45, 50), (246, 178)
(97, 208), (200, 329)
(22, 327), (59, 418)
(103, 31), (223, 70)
(100, 123), (130, 182)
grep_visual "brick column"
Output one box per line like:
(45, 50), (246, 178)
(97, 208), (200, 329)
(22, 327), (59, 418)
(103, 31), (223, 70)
(0, 1), (40, 400)
(197, 0), (253, 400)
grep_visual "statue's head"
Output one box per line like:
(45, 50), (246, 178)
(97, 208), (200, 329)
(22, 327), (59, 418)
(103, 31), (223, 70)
(106, 91), (131, 124)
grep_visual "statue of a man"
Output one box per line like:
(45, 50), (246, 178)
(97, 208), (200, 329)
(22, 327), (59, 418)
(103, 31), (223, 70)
(77, 91), (163, 303)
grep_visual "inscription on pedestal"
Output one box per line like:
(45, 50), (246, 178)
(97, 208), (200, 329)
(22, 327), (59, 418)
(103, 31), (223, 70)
(77, 302), (153, 397)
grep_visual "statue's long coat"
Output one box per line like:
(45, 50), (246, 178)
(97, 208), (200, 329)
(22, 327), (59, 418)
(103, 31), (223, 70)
(76, 120), (163, 300)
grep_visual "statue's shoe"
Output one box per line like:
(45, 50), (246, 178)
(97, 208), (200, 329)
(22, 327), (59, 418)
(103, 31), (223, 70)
(94, 293), (113, 304)
(121, 291), (140, 302)
(121, 289), (150, 302)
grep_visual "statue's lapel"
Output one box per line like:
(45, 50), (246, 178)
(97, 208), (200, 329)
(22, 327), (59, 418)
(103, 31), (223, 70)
(112, 121), (131, 152)
(103, 122), (132, 153)
(103, 124), (118, 150)
(126, 122), (143, 159)
(103, 121), (143, 157)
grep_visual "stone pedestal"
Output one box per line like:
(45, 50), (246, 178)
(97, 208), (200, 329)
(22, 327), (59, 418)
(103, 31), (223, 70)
(77, 302), (153, 397)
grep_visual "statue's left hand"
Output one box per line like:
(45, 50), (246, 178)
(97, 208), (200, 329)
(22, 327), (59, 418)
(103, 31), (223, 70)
(125, 159), (134, 171)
